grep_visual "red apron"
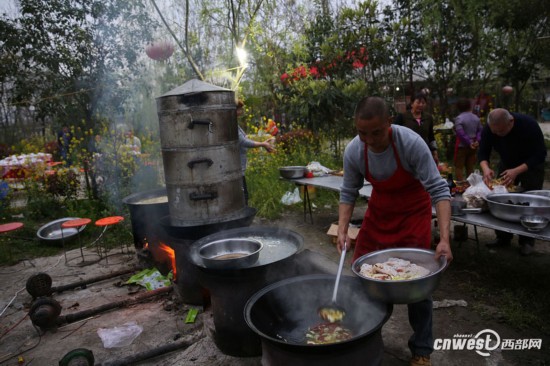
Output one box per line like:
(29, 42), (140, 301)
(353, 128), (432, 261)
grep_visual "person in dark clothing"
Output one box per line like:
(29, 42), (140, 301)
(478, 108), (547, 256)
(394, 92), (439, 163)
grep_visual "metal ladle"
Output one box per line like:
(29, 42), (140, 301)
(318, 243), (347, 322)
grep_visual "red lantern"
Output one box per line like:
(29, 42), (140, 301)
(145, 41), (175, 61)
(502, 85), (513, 95)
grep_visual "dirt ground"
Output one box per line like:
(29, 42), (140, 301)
(1, 202), (549, 366)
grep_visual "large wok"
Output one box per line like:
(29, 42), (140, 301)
(245, 274), (391, 355)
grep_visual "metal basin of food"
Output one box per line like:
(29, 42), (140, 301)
(485, 193), (550, 222)
(352, 248), (448, 304)
(36, 217), (86, 245)
(198, 238), (263, 270)
(279, 166), (306, 179)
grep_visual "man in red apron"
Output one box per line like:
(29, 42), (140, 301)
(338, 97), (452, 366)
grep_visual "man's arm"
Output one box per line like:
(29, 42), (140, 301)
(434, 199), (453, 262)
(338, 138), (363, 253)
(337, 203), (355, 253)
(499, 163), (528, 186)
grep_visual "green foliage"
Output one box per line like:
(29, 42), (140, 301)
(43, 168), (79, 199)
(24, 180), (65, 220)
(246, 131), (340, 218)
(276, 129), (321, 154)
(0, 0), (159, 145)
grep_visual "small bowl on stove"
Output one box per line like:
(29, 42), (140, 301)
(198, 238), (263, 270)
(520, 215), (549, 232)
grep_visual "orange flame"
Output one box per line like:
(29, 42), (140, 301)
(158, 242), (176, 277)
(143, 242), (149, 250)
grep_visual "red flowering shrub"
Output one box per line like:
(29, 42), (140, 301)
(280, 46), (368, 85)
(280, 73), (290, 85)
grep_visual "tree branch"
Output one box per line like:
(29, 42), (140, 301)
(150, 0), (204, 80)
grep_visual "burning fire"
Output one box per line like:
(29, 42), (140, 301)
(143, 242), (149, 250)
(158, 242), (176, 277)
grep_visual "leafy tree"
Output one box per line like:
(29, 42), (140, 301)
(485, 0), (550, 110)
(382, 0), (426, 95)
(0, 0), (158, 144)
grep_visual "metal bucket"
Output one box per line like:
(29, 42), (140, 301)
(122, 188), (169, 249)
(156, 79), (245, 226)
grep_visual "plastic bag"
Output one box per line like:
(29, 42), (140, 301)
(492, 185), (508, 194)
(126, 268), (172, 290)
(306, 161), (331, 177)
(281, 188), (302, 205)
(97, 321), (143, 348)
(462, 170), (491, 209)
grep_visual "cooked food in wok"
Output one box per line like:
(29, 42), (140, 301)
(305, 322), (353, 345)
(318, 307), (345, 323)
(359, 257), (430, 281)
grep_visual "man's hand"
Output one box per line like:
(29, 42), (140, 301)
(262, 140), (275, 153)
(499, 168), (518, 186)
(481, 167), (494, 186)
(435, 240), (453, 263)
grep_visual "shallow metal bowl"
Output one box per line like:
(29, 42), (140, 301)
(485, 193), (550, 222)
(198, 238), (263, 270)
(352, 248), (448, 304)
(279, 166), (306, 179)
(36, 217), (86, 245)
(520, 215), (549, 232)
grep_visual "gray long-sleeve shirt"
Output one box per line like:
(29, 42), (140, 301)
(238, 126), (256, 173)
(340, 125), (450, 205)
